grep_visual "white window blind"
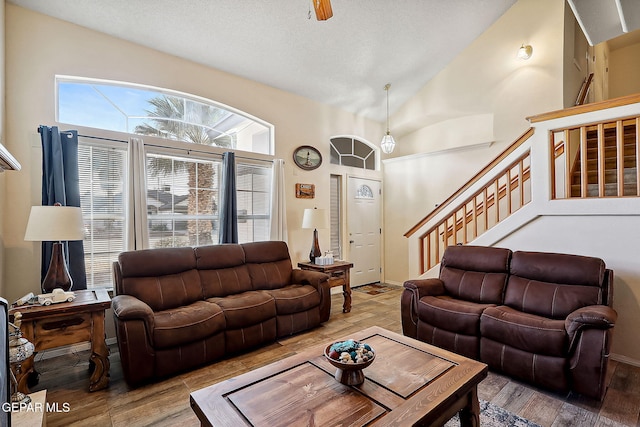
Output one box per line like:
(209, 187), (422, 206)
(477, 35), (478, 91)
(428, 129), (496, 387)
(330, 174), (342, 258)
(236, 162), (272, 243)
(78, 142), (127, 288)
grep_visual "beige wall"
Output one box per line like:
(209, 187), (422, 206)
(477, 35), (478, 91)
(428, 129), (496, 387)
(382, 0), (566, 285)
(609, 41), (640, 98)
(2, 4), (382, 303)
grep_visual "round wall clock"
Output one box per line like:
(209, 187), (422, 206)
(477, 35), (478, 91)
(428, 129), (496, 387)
(293, 145), (322, 170)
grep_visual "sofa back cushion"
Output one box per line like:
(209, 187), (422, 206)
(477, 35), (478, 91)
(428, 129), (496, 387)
(439, 245), (512, 304)
(242, 241), (293, 290)
(196, 244), (252, 297)
(116, 247), (201, 312)
(504, 251), (606, 319)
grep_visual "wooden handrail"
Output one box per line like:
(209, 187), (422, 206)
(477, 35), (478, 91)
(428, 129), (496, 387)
(404, 127), (534, 238)
(527, 93), (640, 124)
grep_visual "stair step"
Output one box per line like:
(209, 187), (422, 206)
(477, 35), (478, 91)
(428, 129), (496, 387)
(570, 182), (638, 197)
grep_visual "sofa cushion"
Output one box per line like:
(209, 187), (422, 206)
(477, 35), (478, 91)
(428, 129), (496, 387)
(243, 241), (294, 290)
(439, 245), (511, 304)
(117, 247), (202, 311)
(417, 295), (494, 336)
(153, 300), (226, 349)
(505, 251), (605, 319)
(481, 306), (568, 357)
(207, 291), (276, 329)
(264, 285), (320, 315)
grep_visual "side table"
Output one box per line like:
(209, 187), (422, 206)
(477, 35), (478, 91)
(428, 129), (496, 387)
(298, 261), (354, 313)
(9, 289), (111, 393)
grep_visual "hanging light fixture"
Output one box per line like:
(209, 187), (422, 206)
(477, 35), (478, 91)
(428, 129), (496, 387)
(380, 83), (396, 154)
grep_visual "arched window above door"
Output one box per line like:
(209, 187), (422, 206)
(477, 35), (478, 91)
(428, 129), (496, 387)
(330, 136), (376, 170)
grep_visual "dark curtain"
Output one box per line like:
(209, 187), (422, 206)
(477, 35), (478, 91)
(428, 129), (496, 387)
(39, 125), (87, 290)
(218, 152), (238, 243)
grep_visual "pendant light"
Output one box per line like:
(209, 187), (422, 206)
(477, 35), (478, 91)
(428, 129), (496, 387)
(380, 83), (396, 154)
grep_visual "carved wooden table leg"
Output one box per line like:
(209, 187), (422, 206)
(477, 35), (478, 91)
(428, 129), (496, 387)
(342, 268), (352, 313)
(89, 310), (110, 391)
(459, 386), (481, 427)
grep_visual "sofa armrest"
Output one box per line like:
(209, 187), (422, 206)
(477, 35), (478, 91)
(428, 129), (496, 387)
(565, 305), (617, 341)
(291, 269), (330, 290)
(403, 278), (445, 299)
(112, 294), (155, 331)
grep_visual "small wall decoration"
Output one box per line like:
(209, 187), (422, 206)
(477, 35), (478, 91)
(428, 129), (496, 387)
(293, 145), (322, 170)
(296, 183), (315, 199)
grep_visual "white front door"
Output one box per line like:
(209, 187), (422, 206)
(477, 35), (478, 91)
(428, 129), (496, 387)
(347, 177), (381, 286)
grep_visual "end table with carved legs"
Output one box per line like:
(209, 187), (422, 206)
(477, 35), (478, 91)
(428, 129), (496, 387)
(298, 261), (354, 313)
(9, 289), (111, 393)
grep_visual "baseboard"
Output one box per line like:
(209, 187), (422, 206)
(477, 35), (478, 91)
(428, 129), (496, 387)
(36, 337), (118, 361)
(610, 353), (640, 367)
(383, 280), (403, 287)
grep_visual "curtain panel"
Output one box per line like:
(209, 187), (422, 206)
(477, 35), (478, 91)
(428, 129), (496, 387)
(269, 159), (288, 243)
(38, 125), (87, 290)
(219, 152), (238, 243)
(126, 137), (149, 250)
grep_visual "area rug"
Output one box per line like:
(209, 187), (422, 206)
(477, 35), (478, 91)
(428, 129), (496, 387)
(444, 400), (541, 427)
(352, 283), (400, 295)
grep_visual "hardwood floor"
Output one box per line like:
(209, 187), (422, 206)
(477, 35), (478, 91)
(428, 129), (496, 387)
(27, 286), (640, 427)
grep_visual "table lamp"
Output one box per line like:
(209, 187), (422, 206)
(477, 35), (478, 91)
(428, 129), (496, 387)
(302, 207), (328, 262)
(24, 204), (85, 293)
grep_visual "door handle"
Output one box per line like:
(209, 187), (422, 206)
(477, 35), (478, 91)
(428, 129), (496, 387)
(349, 240), (354, 243)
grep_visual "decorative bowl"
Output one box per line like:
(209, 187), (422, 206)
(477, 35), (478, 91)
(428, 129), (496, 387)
(324, 340), (375, 385)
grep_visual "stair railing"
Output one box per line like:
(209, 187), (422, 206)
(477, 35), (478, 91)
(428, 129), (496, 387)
(405, 129), (534, 273)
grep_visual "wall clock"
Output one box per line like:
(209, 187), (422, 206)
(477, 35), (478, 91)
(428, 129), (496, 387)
(293, 145), (322, 171)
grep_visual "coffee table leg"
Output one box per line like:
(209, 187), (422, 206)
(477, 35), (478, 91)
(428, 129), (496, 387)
(459, 386), (480, 427)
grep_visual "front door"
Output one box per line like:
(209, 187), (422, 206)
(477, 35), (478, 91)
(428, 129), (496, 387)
(346, 177), (381, 287)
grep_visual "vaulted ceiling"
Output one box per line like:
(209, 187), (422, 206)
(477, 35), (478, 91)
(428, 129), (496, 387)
(7, 0), (516, 122)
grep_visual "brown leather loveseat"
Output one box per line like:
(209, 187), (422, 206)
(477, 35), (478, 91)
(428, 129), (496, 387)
(401, 245), (617, 400)
(112, 241), (330, 386)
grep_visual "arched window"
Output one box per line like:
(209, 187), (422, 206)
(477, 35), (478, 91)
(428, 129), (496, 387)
(57, 76), (273, 155)
(329, 136), (376, 170)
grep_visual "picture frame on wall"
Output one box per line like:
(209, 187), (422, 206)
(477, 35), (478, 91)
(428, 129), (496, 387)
(293, 146), (322, 170)
(295, 183), (315, 199)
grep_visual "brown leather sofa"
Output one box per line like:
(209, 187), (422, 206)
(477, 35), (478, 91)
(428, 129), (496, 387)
(401, 245), (617, 400)
(112, 241), (330, 386)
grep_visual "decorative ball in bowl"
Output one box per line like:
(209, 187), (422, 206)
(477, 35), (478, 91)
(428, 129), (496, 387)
(324, 339), (375, 385)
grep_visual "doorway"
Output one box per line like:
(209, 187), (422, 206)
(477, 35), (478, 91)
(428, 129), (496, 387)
(346, 176), (381, 287)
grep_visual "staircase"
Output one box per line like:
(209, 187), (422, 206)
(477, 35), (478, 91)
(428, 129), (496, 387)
(569, 123), (638, 197)
(405, 94), (640, 278)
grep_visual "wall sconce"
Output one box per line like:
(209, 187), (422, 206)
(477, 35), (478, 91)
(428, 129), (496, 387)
(517, 44), (533, 60)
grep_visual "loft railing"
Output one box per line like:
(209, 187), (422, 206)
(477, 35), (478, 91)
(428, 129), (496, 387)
(549, 116), (640, 199)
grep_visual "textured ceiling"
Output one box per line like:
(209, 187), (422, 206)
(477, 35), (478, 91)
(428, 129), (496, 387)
(8, 0), (516, 122)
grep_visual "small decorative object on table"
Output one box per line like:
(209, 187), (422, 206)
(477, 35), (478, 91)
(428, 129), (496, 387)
(325, 339), (375, 385)
(37, 288), (75, 306)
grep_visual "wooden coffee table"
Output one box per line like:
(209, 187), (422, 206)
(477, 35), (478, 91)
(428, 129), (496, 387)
(190, 326), (487, 426)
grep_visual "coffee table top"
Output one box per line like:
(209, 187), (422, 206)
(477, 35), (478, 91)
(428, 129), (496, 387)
(190, 326), (487, 427)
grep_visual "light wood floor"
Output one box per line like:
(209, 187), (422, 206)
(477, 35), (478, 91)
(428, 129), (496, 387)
(28, 286), (640, 427)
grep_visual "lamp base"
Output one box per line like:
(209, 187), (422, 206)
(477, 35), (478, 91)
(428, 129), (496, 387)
(42, 242), (73, 293)
(309, 228), (321, 262)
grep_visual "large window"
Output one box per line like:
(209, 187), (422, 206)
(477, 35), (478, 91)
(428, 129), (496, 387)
(57, 76), (273, 155)
(64, 77), (275, 288)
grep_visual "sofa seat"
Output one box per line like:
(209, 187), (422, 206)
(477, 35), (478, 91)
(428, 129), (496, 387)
(207, 291), (276, 329)
(266, 285), (321, 315)
(481, 306), (567, 357)
(418, 296), (494, 335)
(153, 300), (226, 349)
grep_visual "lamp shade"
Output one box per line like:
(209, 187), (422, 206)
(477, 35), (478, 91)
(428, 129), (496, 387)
(302, 208), (328, 230)
(24, 205), (85, 242)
